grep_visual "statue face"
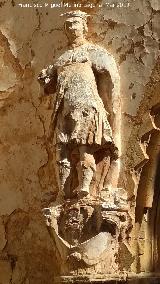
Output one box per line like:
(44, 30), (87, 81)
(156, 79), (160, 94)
(65, 17), (86, 41)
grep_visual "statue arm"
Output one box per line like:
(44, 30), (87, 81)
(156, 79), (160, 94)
(90, 47), (121, 189)
(90, 48), (120, 147)
(38, 64), (57, 94)
(103, 56), (120, 152)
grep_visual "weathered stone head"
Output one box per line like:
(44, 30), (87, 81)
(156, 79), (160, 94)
(62, 10), (89, 42)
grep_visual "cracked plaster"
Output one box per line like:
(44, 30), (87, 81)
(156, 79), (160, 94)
(0, 0), (160, 282)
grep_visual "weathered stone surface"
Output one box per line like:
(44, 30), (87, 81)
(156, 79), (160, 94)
(39, 10), (131, 279)
(0, 0), (160, 282)
(0, 217), (6, 251)
(0, 260), (12, 284)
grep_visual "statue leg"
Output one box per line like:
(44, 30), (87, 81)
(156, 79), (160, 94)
(104, 160), (120, 190)
(77, 146), (96, 198)
(55, 144), (71, 200)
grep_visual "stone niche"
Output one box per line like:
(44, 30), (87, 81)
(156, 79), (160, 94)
(0, 1), (160, 284)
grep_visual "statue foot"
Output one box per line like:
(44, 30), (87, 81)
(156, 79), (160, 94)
(72, 186), (90, 199)
(78, 187), (90, 199)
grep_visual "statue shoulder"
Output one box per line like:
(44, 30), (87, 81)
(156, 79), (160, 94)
(55, 50), (73, 67)
(86, 43), (113, 58)
(86, 43), (118, 73)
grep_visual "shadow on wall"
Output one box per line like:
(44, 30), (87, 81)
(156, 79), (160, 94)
(152, 152), (160, 272)
(135, 127), (160, 273)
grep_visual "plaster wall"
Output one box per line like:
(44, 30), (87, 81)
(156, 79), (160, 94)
(0, 0), (160, 283)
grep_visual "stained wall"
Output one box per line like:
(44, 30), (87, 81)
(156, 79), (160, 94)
(0, 0), (160, 283)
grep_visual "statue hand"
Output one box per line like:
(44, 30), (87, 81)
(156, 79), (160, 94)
(38, 65), (57, 94)
(38, 65), (55, 86)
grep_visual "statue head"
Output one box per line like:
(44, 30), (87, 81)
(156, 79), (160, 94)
(62, 11), (89, 42)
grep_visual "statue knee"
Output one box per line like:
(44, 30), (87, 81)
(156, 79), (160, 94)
(58, 158), (71, 169)
(81, 153), (96, 172)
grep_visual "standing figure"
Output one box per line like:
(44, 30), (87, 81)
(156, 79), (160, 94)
(38, 11), (120, 200)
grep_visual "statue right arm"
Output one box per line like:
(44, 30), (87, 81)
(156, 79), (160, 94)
(38, 64), (57, 94)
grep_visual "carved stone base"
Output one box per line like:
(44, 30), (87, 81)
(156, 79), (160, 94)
(43, 195), (132, 276)
(54, 273), (160, 284)
(54, 275), (127, 283)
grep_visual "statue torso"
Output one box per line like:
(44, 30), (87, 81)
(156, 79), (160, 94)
(55, 44), (106, 113)
(52, 44), (113, 145)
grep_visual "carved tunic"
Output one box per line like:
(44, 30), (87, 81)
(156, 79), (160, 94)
(52, 51), (113, 147)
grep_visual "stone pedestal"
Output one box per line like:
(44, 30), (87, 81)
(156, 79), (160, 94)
(54, 274), (160, 284)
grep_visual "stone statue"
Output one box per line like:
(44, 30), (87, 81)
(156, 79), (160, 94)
(39, 11), (132, 278)
(38, 10), (120, 200)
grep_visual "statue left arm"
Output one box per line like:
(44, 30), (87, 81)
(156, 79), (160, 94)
(89, 47), (120, 146)
(89, 46), (121, 188)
